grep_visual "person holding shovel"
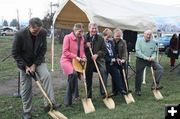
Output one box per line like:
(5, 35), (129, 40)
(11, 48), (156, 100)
(135, 29), (163, 96)
(12, 17), (60, 119)
(103, 28), (127, 95)
(84, 23), (108, 98)
(60, 23), (86, 107)
(112, 28), (128, 96)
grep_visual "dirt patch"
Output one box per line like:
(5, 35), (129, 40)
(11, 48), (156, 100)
(0, 70), (67, 96)
(0, 68), (135, 96)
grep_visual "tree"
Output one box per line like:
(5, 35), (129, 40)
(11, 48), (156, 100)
(42, 13), (54, 31)
(3, 20), (8, 26)
(10, 19), (18, 27)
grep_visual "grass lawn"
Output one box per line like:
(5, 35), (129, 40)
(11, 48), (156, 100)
(0, 36), (180, 119)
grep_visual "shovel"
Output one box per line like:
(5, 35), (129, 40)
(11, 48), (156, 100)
(29, 72), (68, 119)
(89, 47), (115, 109)
(142, 67), (147, 84)
(122, 68), (135, 104)
(72, 59), (95, 114)
(150, 67), (163, 100)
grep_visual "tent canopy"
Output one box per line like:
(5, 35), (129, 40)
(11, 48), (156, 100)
(53, 0), (180, 32)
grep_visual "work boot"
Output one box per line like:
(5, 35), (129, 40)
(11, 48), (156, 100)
(22, 113), (32, 119)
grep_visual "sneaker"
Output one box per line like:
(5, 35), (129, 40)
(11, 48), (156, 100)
(135, 91), (141, 96)
(22, 113), (32, 119)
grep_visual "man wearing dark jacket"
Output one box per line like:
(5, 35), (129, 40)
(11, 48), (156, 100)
(12, 17), (59, 119)
(84, 23), (107, 98)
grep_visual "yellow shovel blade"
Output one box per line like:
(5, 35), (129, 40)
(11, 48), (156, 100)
(103, 98), (115, 109)
(48, 110), (68, 119)
(124, 95), (132, 104)
(124, 93), (135, 104)
(48, 111), (60, 119)
(157, 91), (163, 99)
(127, 93), (135, 102)
(52, 110), (68, 119)
(72, 59), (83, 73)
(82, 98), (95, 114)
(152, 90), (163, 100)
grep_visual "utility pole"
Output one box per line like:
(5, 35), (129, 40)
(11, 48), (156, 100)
(50, 2), (59, 72)
(17, 9), (20, 30)
(28, 8), (32, 20)
(1, 16), (3, 26)
(50, 2), (59, 16)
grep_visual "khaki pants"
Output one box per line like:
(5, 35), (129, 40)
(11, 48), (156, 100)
(20, 63), (55, 113)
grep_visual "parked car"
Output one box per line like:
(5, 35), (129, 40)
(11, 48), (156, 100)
(0, 27), (17, 36)
(157, 34), (172, 52)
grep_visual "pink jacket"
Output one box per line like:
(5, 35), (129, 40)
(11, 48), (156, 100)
(60, 32), (86, 75)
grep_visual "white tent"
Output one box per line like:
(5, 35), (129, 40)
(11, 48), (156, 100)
(53, 0), (180, 32)
(51, 0), (180, 71)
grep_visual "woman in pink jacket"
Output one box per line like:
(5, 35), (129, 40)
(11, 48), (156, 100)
(60, 23), (86, 106)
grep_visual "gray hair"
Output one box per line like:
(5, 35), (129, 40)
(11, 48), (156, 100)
(88, 23), (98, 28)
(113, 28), (123, 36)
(144, 29), (152, 34)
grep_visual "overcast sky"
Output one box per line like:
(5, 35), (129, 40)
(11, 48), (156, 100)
(0, 0), (180, 25)
(0, 0), (59, 25)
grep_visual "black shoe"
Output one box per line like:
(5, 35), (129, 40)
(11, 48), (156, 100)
(64, 103), (73, 107)
(73, 97), (81, 101)
(22, 113), (32, 119)
(44, 105), (50, 112)
(44, 103), (61, 112)
(120, 90), (128, 95)
(151, 84), (163, 90)
(53, 103), (61, 110)
(101, 93), (106, 99)
(108, 92), (118, 97)
(135, 91), (141, 96)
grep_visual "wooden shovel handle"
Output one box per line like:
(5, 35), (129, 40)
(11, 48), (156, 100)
(150, 66), (157, 88)
(122, 68), (129, 91)
(36, 81), (54, 110)
(89, 47), (108, 97)
(29, 72), (54, 110)
(80, 61), (89, 98)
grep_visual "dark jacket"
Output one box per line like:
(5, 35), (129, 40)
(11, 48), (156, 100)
(113, 38), (128, 60)
(104, 40), (117, 64)
(167, 37), (179, 59)
(84, 32), (107, 64)
(12, 27), (47, 71)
